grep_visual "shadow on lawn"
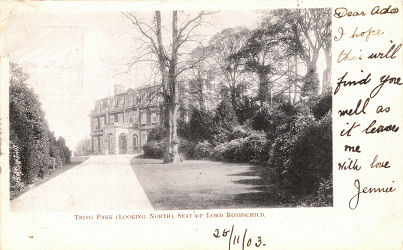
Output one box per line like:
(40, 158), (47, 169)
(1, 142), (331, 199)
(131, 156), (279, 209)
(229, 165), (279, 208)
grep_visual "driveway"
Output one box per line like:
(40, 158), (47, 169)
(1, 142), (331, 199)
(11, 154), (152, 212)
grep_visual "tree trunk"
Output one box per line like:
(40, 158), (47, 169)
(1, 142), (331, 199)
(287, 57), (292, 104)
(322, 48), (331, 93)
(197, 74), (206, 112)
(258, 70), (270, 107)
(230, 84), (237, 112)
(293, 54), (298, 104)
(163, 11), (181, 163)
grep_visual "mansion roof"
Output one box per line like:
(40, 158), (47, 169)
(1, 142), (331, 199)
(90, 84), (162, 117)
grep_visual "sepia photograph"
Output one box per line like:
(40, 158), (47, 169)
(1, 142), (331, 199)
(5, 8), (332, 212)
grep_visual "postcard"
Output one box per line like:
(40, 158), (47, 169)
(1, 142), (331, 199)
(0, 0), (402, 249)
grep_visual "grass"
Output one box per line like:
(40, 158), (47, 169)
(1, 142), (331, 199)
(130, 157), (280, 210)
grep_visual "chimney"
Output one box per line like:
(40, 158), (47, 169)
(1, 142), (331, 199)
(114, 84), (125, 96)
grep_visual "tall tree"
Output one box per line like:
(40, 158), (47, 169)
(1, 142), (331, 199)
(255, 8), (331, 102)
(208, 27), (251, 110)
(9, 62), (71, 183)
(184, 45), (215, 112)
(233, 21), (288, 107)
(123, 11), (214, 163)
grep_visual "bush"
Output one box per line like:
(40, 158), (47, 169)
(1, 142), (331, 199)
(9, 141), (24, 197)
(179, 138), (196, 160)
(310, 92), (332, 120)
(147, 126), (167, 142)
(194, 140), (214, 159)
(143, 140), (165, 158)
(143, 138), (195, 160)
(186, 109), (214, 142)
(252, 102), (298, 139)
(239, 133), (267, 163)
(283, 112), (332, 195)
(211, 130), (267, 163)
(315, 177), (333, 206)
(227, 125), (255, 141)
(212, 138), (244, 162)
(9, 62), (73, 197)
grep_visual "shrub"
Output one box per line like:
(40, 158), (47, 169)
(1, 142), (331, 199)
(212, 138), (244, 162)
(315, 177), (333, 206)
(143, 140), (165, 158)
(227, 125), (255, 141)
(147, 126), (167, 142)
(9, 62), (72, 195)
(239, 133), (268, 163)
(179, 138), (196, 159)
(300, 65), (319, 98)
(210, 98), (239, 145)
(311, 91), (332, 120)
(210, 128), (267, 163)
(283, 112), (332, 195)
(252, 102), (298, 139)
(9, 141), (24, 197)
(187, 109), (214, 142)
(194, 140), (214, 159)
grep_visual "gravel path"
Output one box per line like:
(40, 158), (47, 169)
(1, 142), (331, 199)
(11, 154), (152, 212)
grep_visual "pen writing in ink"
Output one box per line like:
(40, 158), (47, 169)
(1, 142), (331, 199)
(213, 225), (266, 250)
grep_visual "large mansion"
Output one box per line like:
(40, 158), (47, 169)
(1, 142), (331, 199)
(90, 84), (162, 154)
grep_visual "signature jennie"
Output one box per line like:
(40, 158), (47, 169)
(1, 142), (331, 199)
(349, 179), (396, 210)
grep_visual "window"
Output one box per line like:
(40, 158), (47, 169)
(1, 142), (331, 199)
(100, 138), (104, 150)
(133, 111), (139, 123)
(141, 111), (146, 124)
(108, 135), (113, 151)
(151, 112), (157, 123)
(141, 133), (147, 146)
(146, 110), (151, 124)
(100, 117), (105, 129)
(129, 112), (133, 123)
(93, 137), (99, 151)
(109, 116), (114, 124)
(118, 113), (123, 124)
(102, 100), (108, 109)
(133, 134), (138, 147)
(92, 118), (98, 132)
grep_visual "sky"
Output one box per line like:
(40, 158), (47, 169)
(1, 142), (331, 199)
(3, 10), (263, 150)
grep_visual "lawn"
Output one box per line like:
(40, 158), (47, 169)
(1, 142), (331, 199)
(130, 157), (278, 210)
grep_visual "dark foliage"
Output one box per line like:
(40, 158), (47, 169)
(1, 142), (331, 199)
(186, 108), (214, 142)
(147, 126), (167, 142)
(143, 137), (196, 160)
(194, 140), (214, 159)
(9, 63), (71, 193)
(252, 102), (298, 139)
(143, 140), (165, 158)
(311, 91), (332, 120)
(284, 112), (332, 195)
(211, 130), (267, 163)
(301, 65), (320, 98)
(178, 138), (196, 160)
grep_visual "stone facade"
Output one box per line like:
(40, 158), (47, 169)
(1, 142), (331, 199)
(90, 84), (162, 154)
